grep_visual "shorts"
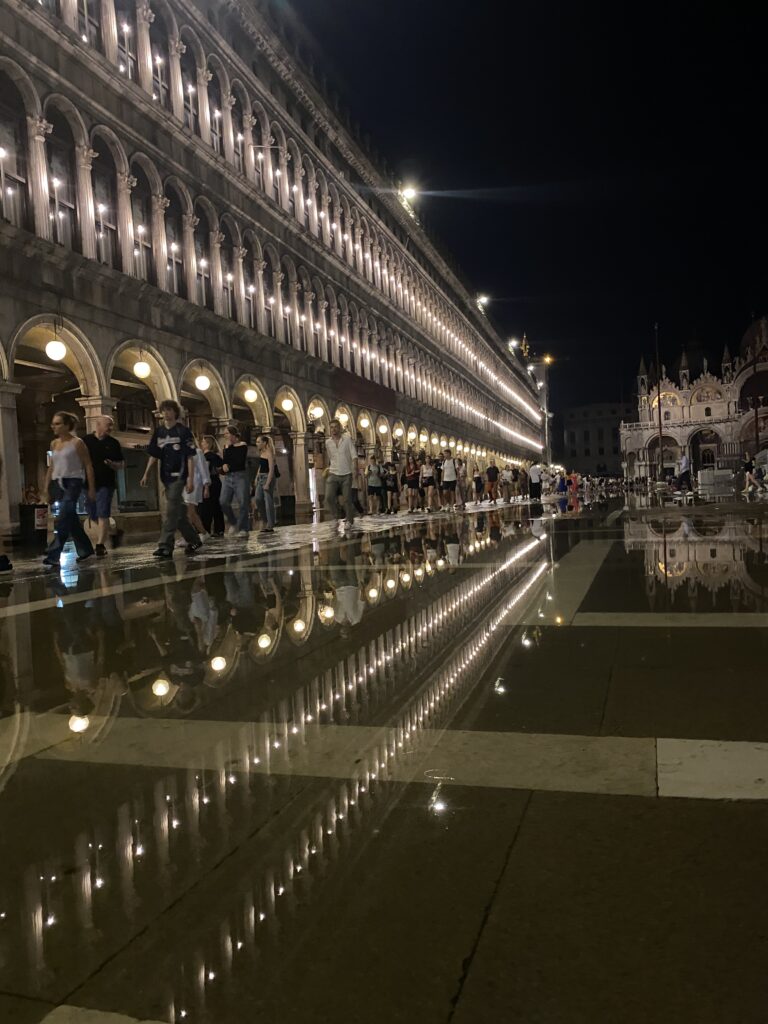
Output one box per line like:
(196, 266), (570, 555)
(368, 486), (382, 496)
(485, 480), (497, 493)
(422, 477), (434, 487)
(442, 480), (457, 492)
(407, 481), (419, 490)
(89, 486), (114, 519)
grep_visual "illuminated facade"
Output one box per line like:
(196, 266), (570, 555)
(621, 318), (768, 480)
(0, 0), (542, 534)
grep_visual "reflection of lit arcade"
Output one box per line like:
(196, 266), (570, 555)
(0, 531), (548, 1001)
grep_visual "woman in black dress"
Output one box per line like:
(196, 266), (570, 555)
(198, 435), (225, 535)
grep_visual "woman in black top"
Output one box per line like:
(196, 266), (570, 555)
(253, 434), (277, 532)
(199, 435), (225, 535)
(220, 426), (251, 535)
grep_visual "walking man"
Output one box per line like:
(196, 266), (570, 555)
(677, 451), (692, 493)
(140, 400), (201, 558)
(83, 416), (124, 557)
(324, 418), (357, 526)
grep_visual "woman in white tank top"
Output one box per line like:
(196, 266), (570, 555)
(43, 411), (96, 567)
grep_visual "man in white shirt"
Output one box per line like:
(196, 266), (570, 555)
(528, 461), (543, 500)
(441, 448), (458, 509)
(325, 419), (358, 525)
(677, 452), (691, 493)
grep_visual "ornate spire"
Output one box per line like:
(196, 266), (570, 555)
(638, 355), (647, 375)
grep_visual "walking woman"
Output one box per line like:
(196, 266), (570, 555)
(472, 464), (484, 503)
(220, 425), (250, 535)
(420, 456), (438, 512)
(199, 435), (225, 535)
(43, 411), (96, 567)
(253, 434), (277, 533)
(404, 454), (420, 512)
(184, 439), (210, 538)
(456, 458), (468, 510)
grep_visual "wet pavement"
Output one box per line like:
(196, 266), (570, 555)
(2, 498), (768, 1023)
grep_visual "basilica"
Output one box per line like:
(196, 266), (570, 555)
(621, 317), (768, 480)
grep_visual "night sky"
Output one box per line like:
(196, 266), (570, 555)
(290, 0), (768, 411)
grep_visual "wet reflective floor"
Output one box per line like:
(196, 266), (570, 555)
(2, 499), (768, 1023)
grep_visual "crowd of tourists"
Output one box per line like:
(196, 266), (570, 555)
(0, 407), (558, 573)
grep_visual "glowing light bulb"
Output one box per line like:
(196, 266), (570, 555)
(257, 633), (271, 649)
(210, 656), (227, 672)
(45, 339), (67, 361)
(378, 424), (388, 435)
(293, 619), (306, 634)
(281, 397), (294, 412)
(321, 605), (335, 620)
(385, 578), (396, 590)
(244, 387), (258, 403)
(133, 359), (151, 379)
(68, 714), (89, 733)
(152, 678), (170, 697)
(195, 374), (211, 391)
(367, 587), (379, 600)
(360, 416), (370, 429)
(338, 412), (349, 424)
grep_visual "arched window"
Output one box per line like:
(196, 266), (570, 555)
(231, 93), (245, 173)
(164, 185), (185, 297)
(663, 410), (671, 422)
(220, 220), (236, 319)
(77, 0), (102, 50)
(150, 21), (170, 109)
(92, 144), (119, 268)
(0, 73), (30, 230)
(131, 163), (153, 283)
(180, 47), (199, 134)
(252, 112), (266, 189)
(46, 110), (78, 250)
(704, 406), (712, 417)
(115, 7), (137, 80)
(193, 205), (213, 309)
(208, 65), (223, 155)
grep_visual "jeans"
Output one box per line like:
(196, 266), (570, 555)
(325, 472), (354, 523)
(159, 478), (200, 551)
(46, 478), (94, 563)
(253, 472), (276, 529)
(220, 470), (250, 532)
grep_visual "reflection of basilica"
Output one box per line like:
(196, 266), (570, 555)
(0, 516), (549, 1010)
(621, 317), (768, 480)
(623, 513), (768, 612)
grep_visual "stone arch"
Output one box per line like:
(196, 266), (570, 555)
(375, 415), (391, 444)
(8, 313), (106, 395)
(178, 24), (205, 71)
(307, 394), (331, 428)
(129, 151), (163, 194)
(333, 403), (354, 431)
(43, 92), (89, 148)
(0, 56), (42, 117)
(193, 193), (219, 231)
(206, 51), (231, 97)
(164, 174), (194, 215)
(178, 357), (230, 420)
(273, 385), (306, 432)
(150, 0), (178, 38)
(90, 124), (129, 176)
(230, 77), (250, 110)
(232, 373), (272, 428)
(220, 210), (241, 246)
(105, 339), (177, 404)
(356, 408), (375, 446)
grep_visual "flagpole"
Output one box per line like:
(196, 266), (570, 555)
(655, 322), (664, 482)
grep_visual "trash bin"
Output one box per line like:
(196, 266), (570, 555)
(18, 503), (48, 547)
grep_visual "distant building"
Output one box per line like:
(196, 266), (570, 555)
(562, 401), (634, 475)
(621, 317), (768, 481)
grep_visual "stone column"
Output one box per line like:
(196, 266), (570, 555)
(116, 171), (136, 274)
(221, 93), (235, 165)
(317, 299), (329, 362)
(340, 312), (351, 371)
(76, 395), (117, 434)
(182, 212), (198, 302)
(287, 279), (302, 351)
(151, 193), (169, 290)
(60, 0), (76, 30)
(294, 162), (306, 226)
(26, 116), (52, 241)
(271, 270), (285, 343)
(327, 304), (340, 366)
(253, 258), (267, 335)
(75, 145), (98, 260)
(319, 192), (331, 247)
(306, 175), (318, 237)
(241, 113), (256, 183)
(168, 38), (186, 123)
(209, 229), (225, 316)
(0, 383), (24, 537)
(135, 1), (154, 96)
(233, 246), (247, 326)
(276, 148), (289, 211)
(264, 132), (276, 200)
(290, 431), (312, 520)
(302, 290), (315, 356)
(100, 0), (119, 65)
(372, 244), (381, 289)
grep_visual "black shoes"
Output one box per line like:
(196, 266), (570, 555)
(95, 544), (107, 558)
(184, 541), (203, 555)
(153, 547), (172, 558)
(76, 553), (94, 563)
(0, 555), (13, 573)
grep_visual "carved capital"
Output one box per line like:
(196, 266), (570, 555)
(154, 193), (171, 210)
(76, 145), (99, 170)
(289, 279), (301, 293)
(273, 270), (284, 284)
(242, 113), (257, 130)
(233, 245), (247, 260)
(199, 68), (213, 84)
(137, 2), (154, 24)
(182, 213), (199, 230)
(27, 116), (52, 142)
(209, 230), (225, 247)
(319, 299), (328, 311)
(254, 259), (266, 272)
(305, 291), (315, 302)
(169, 38), (186, 56)
(225, 93), (236, 108)
(117, 172), (138, 193)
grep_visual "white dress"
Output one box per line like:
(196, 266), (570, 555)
(184, 448), (211, 505)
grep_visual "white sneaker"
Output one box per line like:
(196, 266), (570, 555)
(227, 525), (237, 536)
(237, 530), (249, 537)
